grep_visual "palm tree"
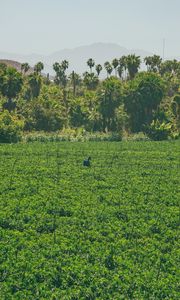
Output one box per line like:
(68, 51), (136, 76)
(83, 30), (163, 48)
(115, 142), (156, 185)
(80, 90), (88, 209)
(159, 59), (179, 76)
(112, 58), (119, 76)
(144, 56), (152, 71)
(144, 55), (162, 73)
(117, 65), (123, 79)
(61, 60), (69, 71)
(34, 61), (44, 75)
(107, 65), (113, 77)
(53, 62), (61, 73)
(95, 64), (103, 76)
(21, 62), (30, 75)
(69, 71), (81, 96)
(27, 73), (42, 98)
(119, 56), (128, 80)
(172, 59), (179, 74)
(1, 68), (23, 111)
(126, 54), (141, 80)
(53, 61), (68, 88)
(83, 72), (99, 90)
(152, 55), (162, 73)
(87, 58), (95, 73)
(104, 62), (113, 78)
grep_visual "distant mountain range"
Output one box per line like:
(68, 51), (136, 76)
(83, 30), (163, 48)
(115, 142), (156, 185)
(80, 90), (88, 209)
(4, 43), (178, 75)
(0, 43), (154, 75)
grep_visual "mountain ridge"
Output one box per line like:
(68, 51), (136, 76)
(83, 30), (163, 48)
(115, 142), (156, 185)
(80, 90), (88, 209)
(0, 42), (154, 75)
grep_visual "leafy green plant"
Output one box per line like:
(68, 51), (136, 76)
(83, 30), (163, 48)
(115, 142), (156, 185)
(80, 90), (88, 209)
(0, 141), (179, 299)
(0, 110), (24, 143)
(23, 130), (122, 142)
(144, 119), (172, 140)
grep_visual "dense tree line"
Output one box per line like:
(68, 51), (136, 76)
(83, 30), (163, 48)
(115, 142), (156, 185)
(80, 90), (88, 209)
(0, 54), (180, 141)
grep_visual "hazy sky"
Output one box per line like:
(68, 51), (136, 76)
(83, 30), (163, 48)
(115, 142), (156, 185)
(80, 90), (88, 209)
(1, 0), (180, 57)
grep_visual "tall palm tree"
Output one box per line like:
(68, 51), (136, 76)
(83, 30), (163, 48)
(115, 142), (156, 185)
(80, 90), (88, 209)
(144, 56), (152, 71)
(87, 58), (95, 73)
(126, 54), (141, 80)
(21, 62), (30, 75)
(107, 65), (113, 77)
(172, 59), (179, 74)
(119, 56), (128, 80)
(117, 65), (123, 79)
(69, 71), (81, 96)
(95, 64), (103, 76)
(53, 62), (61, 73)
(112, 58), (119, 76)
(83, 72), (99, 90)
(152, 55), (162, 73)
(34, 61), (44, 75)
(159, 59), (179, 76)
(104, 62), (113, 78)
(144, 55), (162, 73)
(61, 60), (69, 71)
(53, 62), (66, 87)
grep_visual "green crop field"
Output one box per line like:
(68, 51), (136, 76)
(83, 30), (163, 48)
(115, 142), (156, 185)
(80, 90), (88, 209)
(0, 141), (179, 300)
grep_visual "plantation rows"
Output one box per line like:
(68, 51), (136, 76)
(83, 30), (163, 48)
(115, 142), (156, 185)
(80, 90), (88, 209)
(0, 141), (179, 299)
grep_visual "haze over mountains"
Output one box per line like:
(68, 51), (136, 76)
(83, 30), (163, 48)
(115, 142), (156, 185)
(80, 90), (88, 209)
(0, 43), (154, 75)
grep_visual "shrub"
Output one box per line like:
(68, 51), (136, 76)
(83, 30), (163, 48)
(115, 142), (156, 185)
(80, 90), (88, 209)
(24, 105), (64, 132)
(144, 120), (171, 141)
(0, 110), (24, 143)
(23, 129), (122, 143)
(122, 132), (150, 142)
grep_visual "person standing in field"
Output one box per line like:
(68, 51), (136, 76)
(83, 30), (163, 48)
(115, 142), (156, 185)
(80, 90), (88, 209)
(83, 156), (91, 167)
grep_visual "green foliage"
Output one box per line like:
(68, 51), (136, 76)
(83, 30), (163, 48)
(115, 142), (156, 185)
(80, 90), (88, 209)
(21, 62), (30, 74)
(20, 85), (65, 131)
(122, 131), (150, 141)
(126, 54), (141, 79)
(23, 98), (64, 132)
(69, 91), (101, 131)
(172, 95), (180, 122)
(34, 61), (44, 74)
(124, 72), (164, 132)
(115, 104), (129, 132)
(97, 77), (123, 131)
(0, 141), (179, 298)
(26, 73), (42, 99)
(69, 97), (87, 128)
(69, 71), (82, 96)
(53, 61), (69, 88)
(83, 72), (99, 90)
(144, 55), (162, 73)
(104, 61), (113, 77)
(144, 119), (172, 140)
(0, 110), (24, 143)
(0, 67), (23, 111)
(23, 130), (122, 142)
(95, 64), (103, 76)
(0, 56), (180, 136)
(87, 58), (95, 72)
(0, 67), (23, 100)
